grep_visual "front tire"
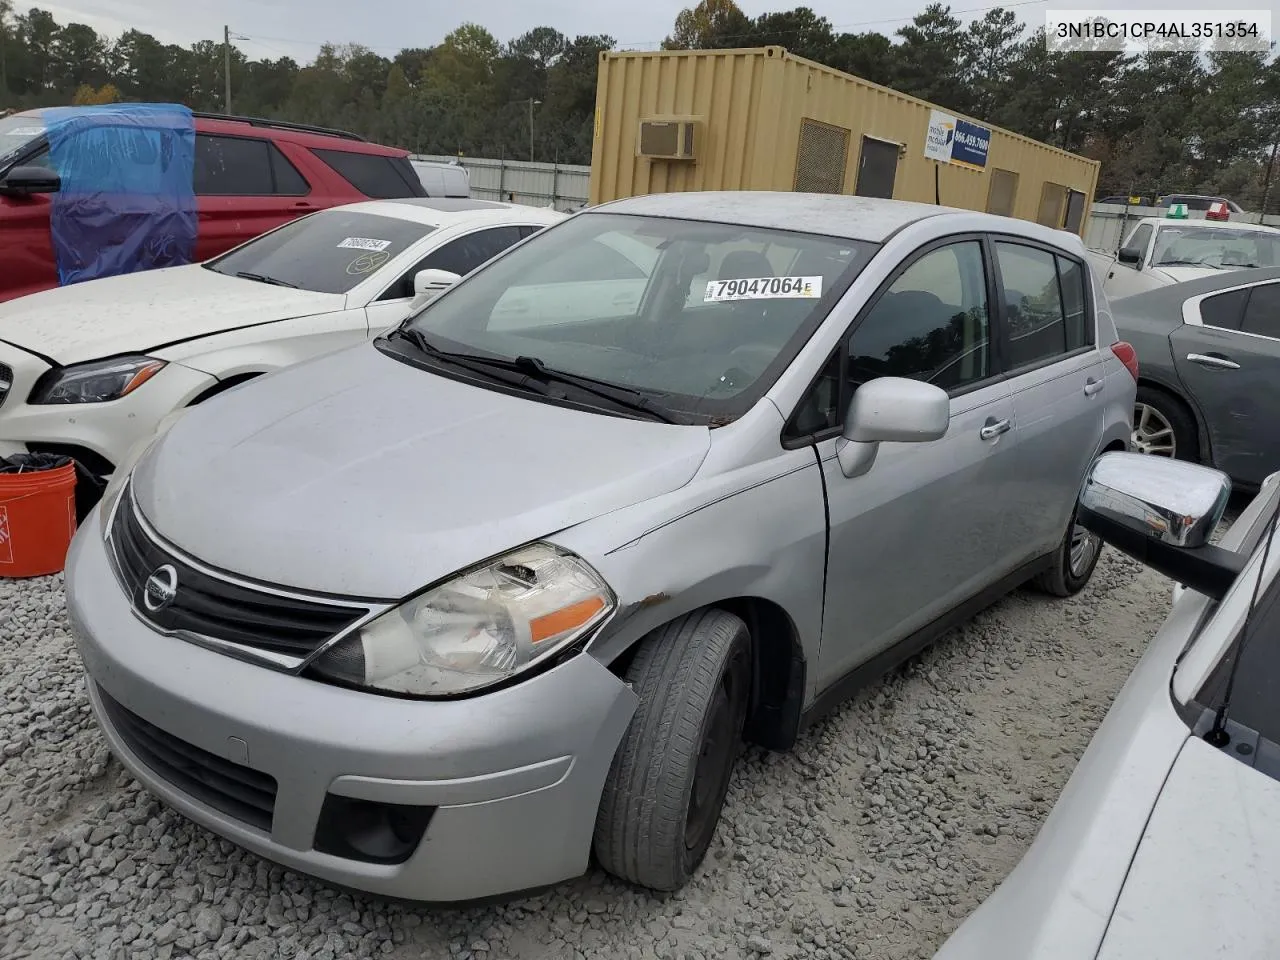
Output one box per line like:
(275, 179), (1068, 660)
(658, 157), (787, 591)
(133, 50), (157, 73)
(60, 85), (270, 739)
(593, 609), (752, 892)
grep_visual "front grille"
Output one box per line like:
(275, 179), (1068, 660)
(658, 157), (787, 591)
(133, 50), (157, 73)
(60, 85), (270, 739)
(98, 685), (278, 831)
(0, 363), (11, 410)
(107, 487), (370, 659)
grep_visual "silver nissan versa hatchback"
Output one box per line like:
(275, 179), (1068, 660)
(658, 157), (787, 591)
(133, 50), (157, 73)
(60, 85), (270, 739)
(66, 192), (1136, 902)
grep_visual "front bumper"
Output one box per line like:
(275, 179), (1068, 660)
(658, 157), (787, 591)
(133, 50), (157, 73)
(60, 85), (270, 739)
(0, 342), (216, 473)
(65, 517), (638, 902)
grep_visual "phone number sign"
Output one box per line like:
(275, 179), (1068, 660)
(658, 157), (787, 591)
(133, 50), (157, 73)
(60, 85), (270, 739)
(923, 110), (991, 170)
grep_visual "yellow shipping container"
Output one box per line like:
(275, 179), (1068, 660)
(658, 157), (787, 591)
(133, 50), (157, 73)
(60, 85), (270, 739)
(589, 46), (1100, 238)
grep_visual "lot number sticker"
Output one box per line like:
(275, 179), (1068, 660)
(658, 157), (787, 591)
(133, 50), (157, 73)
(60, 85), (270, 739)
(337, 237), (392, 252)
(705, 276), (822, 303)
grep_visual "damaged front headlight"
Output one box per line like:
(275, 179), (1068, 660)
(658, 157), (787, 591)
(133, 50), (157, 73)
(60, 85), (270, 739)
(310, 543), (614, 697)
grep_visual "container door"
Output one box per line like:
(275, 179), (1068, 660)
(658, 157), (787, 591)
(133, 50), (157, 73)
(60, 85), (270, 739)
(854, 137), (899, 200)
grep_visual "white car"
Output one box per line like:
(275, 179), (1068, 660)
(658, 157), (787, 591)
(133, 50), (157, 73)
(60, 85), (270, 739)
(1089, 215), (1280, 301)
(0, 198), (563, 477)
(935, 450), (1280, 960)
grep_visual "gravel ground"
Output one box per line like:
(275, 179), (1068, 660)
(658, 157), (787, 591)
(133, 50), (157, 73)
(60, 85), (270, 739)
(0, 546), (1177, 960)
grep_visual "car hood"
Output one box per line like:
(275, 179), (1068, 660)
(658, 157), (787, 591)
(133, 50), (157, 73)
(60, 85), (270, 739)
(0, 264), (344, 365)
(1096, 735), (1280, 959)
(1148, 266), (1237, 285)
(131, 343), (712, 598)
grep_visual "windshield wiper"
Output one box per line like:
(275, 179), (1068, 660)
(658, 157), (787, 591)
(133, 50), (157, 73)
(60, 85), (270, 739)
(388, 329), (675, 423)
(235, 271), (298, 288)
(388, 327), (555, 396)
(1156, 259), (1223, 270)
(505, 354), (678, 424)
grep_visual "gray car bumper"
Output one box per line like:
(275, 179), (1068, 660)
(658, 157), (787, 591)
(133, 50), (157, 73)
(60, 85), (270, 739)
(65, 520), (638, 902)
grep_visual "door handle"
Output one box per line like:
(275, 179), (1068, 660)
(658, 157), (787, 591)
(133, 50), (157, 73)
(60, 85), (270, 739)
(980, 418), (1011, 441)
(1084, 377), (1103, 396)
(1186, 352), (1240, 370)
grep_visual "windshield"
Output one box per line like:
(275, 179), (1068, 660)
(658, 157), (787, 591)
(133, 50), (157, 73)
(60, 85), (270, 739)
(205, 210), (434, 294)
(0, 111), (46, 163)
(398, 212), (877, 423)
(1153, 225), (1280, 270)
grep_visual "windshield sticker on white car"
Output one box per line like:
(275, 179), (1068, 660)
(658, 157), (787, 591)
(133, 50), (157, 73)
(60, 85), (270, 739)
(704, 276), (823, 303)
(337, 237), (393, 252)
(6, 126), (43, 138)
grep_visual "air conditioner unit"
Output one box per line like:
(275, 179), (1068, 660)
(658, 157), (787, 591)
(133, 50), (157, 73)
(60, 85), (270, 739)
(637, 119), (700, 161)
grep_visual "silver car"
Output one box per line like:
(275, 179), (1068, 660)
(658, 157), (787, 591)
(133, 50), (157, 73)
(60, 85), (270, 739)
(65, 192), (1135, 903)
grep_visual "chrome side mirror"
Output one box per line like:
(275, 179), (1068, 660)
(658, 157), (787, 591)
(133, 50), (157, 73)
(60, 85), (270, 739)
(836, 377), (950, 479)
(1077, 451), (1244, 600)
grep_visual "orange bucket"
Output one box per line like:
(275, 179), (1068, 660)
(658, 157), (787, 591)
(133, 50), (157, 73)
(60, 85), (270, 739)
(0, 461), (77, 578)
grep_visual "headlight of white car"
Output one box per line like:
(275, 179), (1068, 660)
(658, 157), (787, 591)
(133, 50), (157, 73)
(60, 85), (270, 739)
(30, 355), (166, 404)
(310, 543), (615, 697)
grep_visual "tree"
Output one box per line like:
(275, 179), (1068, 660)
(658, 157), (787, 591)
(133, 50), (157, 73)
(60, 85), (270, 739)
(71, 81), (118, 104)
(962, 8), (1023, 120)
(747, 8), (835, 63)
(893, 4), (969, 112)
(51, 23), (106, 91)
(663, 0), (751, 50)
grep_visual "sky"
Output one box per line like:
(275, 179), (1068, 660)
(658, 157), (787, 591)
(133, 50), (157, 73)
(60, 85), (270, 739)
(14, 0), (1280, 63)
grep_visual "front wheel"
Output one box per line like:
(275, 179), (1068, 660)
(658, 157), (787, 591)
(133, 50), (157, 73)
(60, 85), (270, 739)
(1133, 386), (1198, 462)
(593, 609), (752, 891)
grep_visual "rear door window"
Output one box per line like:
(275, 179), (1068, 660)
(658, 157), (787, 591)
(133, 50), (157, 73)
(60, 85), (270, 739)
(994, 241), (1070, 369)
(312, 149), (426, 199)
(194, 135), (275, 196)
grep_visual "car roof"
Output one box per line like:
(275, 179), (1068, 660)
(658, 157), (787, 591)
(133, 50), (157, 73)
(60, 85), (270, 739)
(586, 191), (1069, 244)
(1112, 265), (1280, 321)
(1146, 216), (1280, 233)
(321, 197), (562, 227)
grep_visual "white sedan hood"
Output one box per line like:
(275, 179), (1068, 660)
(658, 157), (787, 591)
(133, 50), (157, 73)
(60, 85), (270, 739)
(1097, 735), (1280, 959)
(0, 264), (344, 365)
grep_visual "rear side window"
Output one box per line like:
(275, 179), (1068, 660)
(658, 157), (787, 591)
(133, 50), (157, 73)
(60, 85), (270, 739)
(313, 149), (426, 199)
(194, 135), (309, 196)
(1242, 282), (1280, 339)
(1200, 287), (1248, 331)
(1057, 256), (1092, 349)
(995, 242), (1069, 368)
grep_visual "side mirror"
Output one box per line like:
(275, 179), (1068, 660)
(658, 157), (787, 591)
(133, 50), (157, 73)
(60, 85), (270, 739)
(412, 268), (461, 306)
(1117, 246), (1143, 267)
(835, 377), (950, 479)
(1077, 451), (1244, 600)
(0, 165), (60, 197)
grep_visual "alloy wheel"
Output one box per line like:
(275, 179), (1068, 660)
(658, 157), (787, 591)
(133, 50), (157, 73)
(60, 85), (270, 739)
(1132, 403), (1176, 457)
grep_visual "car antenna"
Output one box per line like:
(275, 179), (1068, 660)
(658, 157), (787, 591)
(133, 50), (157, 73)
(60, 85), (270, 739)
(1204, 494), (1280, 747)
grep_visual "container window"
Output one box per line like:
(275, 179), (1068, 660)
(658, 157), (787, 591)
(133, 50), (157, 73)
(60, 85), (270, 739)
(793, 119), (850, 195)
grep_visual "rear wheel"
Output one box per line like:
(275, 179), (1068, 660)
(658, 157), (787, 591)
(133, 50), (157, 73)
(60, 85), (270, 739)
(1034, 504), (1103, 598)
(1133, 386), (1198, 462)
(593, 609), (751, 891)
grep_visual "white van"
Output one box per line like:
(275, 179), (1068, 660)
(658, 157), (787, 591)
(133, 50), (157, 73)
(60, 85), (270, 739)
(409, 158), (470, 198)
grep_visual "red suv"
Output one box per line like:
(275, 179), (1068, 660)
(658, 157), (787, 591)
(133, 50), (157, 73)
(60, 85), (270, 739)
(0, 108), (427, 303)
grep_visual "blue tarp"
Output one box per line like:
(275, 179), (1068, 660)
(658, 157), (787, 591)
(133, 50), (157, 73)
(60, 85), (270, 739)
(42, 103), (197, 287)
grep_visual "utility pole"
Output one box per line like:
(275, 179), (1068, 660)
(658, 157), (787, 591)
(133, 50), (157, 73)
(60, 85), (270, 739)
(528, 98), (540, 163)
(223, 25), (232, 113)
(1260, 140), (1279, 224)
